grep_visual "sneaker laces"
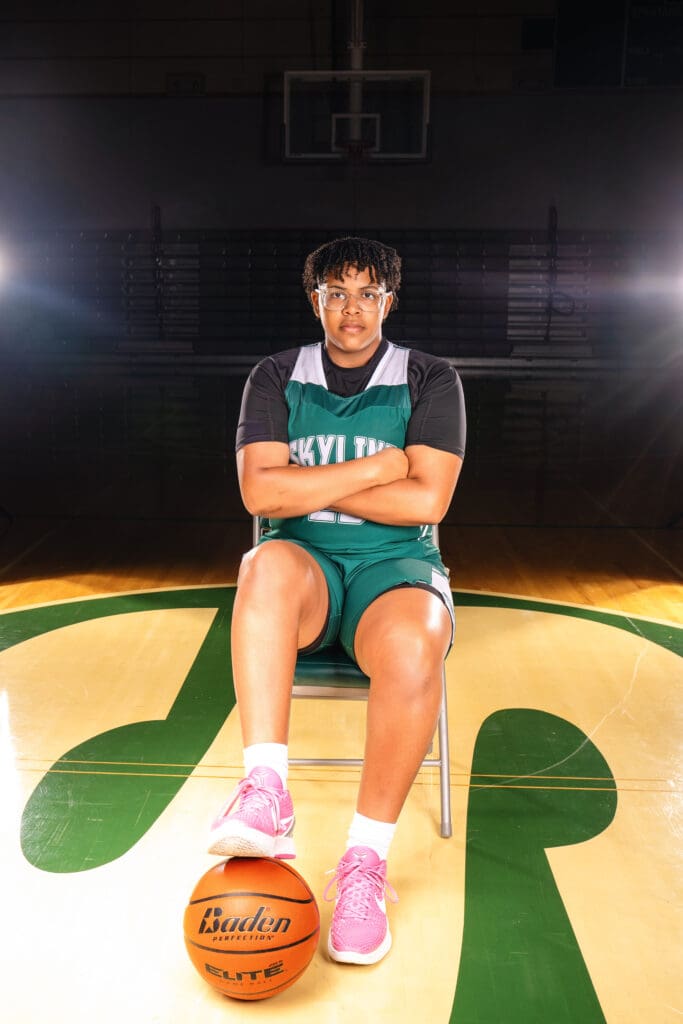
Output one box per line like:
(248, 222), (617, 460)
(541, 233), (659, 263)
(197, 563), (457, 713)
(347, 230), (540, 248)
(323, 859), (398, 919)
(214, 776), (282, 824)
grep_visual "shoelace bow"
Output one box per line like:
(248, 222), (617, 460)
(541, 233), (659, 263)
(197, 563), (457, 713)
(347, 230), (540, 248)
(323, 860), (398, 918)
(217, 776), (280, 820)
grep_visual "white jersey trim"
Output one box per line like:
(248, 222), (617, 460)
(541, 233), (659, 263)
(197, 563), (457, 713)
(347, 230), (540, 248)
(290, 341), (410, 391)
(367, 342), (410, 388)
(290, 344), (327, 388)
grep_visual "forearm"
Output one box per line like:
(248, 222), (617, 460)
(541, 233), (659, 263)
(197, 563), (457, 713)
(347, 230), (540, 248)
(331, 447), (463, 525)
(241, 458), (392, 518)
(331, 477), (447, 526)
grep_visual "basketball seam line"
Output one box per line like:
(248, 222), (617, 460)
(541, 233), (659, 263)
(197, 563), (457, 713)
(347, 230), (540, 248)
(185, 927), (320, 956)
(188, 890), (315, 906)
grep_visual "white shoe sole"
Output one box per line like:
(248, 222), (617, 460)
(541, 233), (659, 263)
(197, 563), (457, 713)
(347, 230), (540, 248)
(327, 927), (392, 965)
(207, 820), (296, 860)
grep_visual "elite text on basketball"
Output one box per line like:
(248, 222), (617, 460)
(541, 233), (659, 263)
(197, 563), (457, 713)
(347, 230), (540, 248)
(204, 960), (285, 983)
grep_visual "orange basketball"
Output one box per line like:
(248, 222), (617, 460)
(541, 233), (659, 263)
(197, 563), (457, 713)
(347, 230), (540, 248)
(183, 858), (320, 1001)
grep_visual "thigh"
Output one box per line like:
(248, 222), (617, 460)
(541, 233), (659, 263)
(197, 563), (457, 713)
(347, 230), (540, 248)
(257, 536), (345, 652)
(339, 556), (455, 664)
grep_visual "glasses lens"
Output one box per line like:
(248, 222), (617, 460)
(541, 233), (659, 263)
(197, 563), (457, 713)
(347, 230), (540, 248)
(320, 289), (386, 311)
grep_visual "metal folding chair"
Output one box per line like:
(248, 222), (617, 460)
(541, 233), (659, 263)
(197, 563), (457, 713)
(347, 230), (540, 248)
(250, 517), (453, 838)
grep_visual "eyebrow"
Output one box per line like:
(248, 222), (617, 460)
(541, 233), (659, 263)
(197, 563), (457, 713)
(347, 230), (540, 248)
(322, 283), (384, 291)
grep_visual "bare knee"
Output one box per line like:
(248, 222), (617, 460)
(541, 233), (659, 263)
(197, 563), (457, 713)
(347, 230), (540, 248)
(235, 542), (329, 640)
(388, 627), (444, 684)
(238, 541), (312, 593)
(355, 590), (451, 688)
(361, 624), (447, 704)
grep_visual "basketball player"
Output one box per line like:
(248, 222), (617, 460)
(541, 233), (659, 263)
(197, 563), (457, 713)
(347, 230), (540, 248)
(209, 237), (466, 965)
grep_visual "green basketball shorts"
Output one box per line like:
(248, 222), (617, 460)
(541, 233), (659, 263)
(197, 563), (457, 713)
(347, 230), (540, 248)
(258, 535), (455, 663)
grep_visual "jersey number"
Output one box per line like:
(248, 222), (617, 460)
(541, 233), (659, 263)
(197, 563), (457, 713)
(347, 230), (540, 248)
(307, 510), (365, 525)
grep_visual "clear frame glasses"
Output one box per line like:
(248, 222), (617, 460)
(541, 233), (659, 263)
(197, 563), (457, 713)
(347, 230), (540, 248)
(315, 286), (390, 312)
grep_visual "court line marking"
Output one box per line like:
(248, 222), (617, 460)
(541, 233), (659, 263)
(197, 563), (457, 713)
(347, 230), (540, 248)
(455, 588), (683, 627)
(13, 756), (673, 785)
(13, 765), (674, 794)
(1, 583), (681, 627)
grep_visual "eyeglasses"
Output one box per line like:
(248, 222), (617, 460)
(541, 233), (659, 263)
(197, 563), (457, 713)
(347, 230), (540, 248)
(315, 286), (390, 312)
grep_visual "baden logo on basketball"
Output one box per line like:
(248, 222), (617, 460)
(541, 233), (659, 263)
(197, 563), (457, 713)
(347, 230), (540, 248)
(198, 905), (292, 936)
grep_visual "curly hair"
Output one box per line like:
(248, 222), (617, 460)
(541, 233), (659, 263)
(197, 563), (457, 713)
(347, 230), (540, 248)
(302, 236), (401, 309)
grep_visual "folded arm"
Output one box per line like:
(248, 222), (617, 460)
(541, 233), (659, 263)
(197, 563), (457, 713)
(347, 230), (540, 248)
(237, 441), (409, 519)
(330, 444), (463, 525)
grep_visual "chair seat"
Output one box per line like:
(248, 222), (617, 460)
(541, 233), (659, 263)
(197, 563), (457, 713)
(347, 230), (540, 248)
(294, 644), (370, 694)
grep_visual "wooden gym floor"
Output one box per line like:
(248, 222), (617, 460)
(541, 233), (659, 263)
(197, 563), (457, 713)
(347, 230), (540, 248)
(0, 499), (680, 1023)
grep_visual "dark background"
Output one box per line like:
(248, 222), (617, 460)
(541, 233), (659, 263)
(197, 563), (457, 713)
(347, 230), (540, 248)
(0, 0), (681, 553)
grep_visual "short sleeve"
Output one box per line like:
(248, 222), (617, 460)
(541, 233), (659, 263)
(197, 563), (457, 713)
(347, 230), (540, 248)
(405, 355), (466, 457)
(235, 357), (291, 451)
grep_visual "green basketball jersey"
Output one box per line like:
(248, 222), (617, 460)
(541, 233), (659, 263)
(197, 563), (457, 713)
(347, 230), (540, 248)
(266, 341), (440, 559)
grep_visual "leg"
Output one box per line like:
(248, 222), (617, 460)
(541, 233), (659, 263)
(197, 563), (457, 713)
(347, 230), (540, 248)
(231, 539), (330, 744)
(353, 587), (452, 823)
(326, 584), (451, 965)
(208, 539), (331, 859)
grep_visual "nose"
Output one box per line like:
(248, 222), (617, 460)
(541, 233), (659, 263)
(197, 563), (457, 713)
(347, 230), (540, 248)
(342, 293), (361, 313)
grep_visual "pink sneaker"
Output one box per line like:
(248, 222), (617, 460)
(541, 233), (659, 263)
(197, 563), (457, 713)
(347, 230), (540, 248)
(324, 846), (398, 965)
(207, 767), (295, 859)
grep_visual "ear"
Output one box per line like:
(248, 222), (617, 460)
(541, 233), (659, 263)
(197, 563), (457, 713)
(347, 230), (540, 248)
(310, 290), (322, 319)
(382, 292), (394, 320)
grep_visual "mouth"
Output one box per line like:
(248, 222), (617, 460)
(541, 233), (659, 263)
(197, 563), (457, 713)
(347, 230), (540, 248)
(340, 323), (364, 333)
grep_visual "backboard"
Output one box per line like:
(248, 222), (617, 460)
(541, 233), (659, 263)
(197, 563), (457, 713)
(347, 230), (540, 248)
(283, 70), (430, 162)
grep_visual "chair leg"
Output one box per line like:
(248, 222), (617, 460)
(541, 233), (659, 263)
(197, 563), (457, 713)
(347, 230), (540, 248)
(437, 667), (453, 838)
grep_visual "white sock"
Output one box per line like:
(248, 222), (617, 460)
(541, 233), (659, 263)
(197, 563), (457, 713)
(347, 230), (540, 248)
(243, 743), (289, 788)
(346, 812), (397, 862)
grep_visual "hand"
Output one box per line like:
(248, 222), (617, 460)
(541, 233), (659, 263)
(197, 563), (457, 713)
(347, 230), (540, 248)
(368, 446), (409, 485)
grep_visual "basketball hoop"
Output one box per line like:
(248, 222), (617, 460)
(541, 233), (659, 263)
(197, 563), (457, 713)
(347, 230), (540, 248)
(346, 139), (367, 163)
(283, 70), (430, 162)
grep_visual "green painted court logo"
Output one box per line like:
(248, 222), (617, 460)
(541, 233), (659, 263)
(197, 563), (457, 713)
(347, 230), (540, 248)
(1, 587), (680, 1023)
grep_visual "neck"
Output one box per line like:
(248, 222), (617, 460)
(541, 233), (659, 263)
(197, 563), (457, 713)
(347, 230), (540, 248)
(324, 336), (384, 369)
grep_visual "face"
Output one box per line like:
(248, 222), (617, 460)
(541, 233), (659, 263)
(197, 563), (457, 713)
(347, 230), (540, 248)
(310, 265), (394, 367)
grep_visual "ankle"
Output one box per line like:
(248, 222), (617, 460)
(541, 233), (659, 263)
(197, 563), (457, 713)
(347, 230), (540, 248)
(346, 812), (396, 862)
(244, 743), (289, 787)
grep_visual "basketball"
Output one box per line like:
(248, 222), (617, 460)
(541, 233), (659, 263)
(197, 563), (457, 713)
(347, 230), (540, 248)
(183, 857), (320, 1001)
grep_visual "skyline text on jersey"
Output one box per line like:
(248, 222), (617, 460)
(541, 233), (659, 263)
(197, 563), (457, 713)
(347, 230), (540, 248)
(289, 434), (393, 466)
